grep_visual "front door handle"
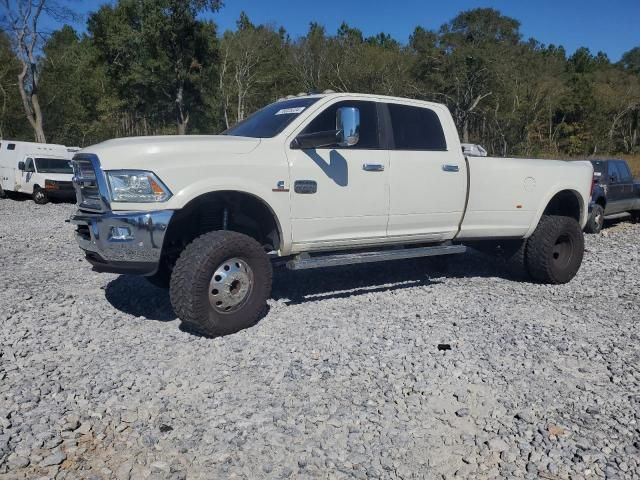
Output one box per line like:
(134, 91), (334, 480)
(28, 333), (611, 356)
(442, 164), (460, 172)
(363, 163), (385, 172)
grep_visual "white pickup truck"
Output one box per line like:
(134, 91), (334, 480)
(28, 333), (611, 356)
(70, 93), (593, 336)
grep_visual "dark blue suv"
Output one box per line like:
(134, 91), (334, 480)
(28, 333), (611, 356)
(585, 159), (640, 233)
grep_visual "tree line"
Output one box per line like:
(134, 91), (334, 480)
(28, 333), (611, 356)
(1, 1), (639, 159)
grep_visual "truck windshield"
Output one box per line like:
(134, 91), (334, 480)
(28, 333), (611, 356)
(223, 97), (320, 138)
(35, 158), (73, 174)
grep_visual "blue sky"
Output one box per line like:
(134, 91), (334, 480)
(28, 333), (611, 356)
(69, 0), (639, 61)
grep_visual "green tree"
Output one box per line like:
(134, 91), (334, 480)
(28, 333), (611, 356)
(289, 23), (330, 93)
(88, 0), (220, 135)
(433, 8), (523, 142)
(38, 26), (121, 146)
(620, 47), (640, 74)
(0, 0), (75, 142)
(0, 30), (29, 139)
(218, 12), (291, 127)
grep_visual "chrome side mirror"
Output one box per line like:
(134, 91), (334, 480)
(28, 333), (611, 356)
(336, 107), (360, 147)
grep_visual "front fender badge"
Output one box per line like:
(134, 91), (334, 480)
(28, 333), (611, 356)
(272, 180), (289, 192)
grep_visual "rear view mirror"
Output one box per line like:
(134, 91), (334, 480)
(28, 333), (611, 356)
(18, 161), (25, 171)
(336, 107), (360, 147)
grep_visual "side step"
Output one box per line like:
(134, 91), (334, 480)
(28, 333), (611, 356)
(286, 244), (466, 270)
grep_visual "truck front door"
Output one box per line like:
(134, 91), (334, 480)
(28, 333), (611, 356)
(615, 161), (635, 211)
(385, 102), (467, 241)
(287, 100), (390, 248)
(21, 158), (36, 194)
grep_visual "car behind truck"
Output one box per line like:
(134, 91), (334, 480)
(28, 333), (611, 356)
(70, 93), (593, 336)
(584, 159), (640, 233)
(0, 141), (76, 204)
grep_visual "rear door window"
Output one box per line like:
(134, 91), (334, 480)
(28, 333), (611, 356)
(387, 103), (447, 151)
(616, 161), (632, 182)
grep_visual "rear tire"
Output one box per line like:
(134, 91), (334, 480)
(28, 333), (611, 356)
(526, 215), (584, 284)
(631, 211), (640, 224)
(170, 231), (272, 337)
(33, 187), (49, 205)
(584, 204), (605, 234)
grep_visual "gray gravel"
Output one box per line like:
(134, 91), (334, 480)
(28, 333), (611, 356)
(0, 197), (639, 480)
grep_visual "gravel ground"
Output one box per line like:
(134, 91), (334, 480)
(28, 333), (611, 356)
(0, 197), (639, 480)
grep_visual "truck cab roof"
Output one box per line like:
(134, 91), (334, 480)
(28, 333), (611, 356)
(276, 92), (447, 110)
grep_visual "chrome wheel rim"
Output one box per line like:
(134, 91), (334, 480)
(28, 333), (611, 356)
(35, 190), (45, 201)
(208, 258), (254, 314)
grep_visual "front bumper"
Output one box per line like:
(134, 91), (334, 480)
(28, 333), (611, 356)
(70, 209), (174, 275)
(46, 182), (76, 200)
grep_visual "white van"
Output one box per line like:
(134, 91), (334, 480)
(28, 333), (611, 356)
(0, 140), (76, 204)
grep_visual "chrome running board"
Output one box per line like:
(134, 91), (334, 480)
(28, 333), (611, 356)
(286, 244), (466, 270)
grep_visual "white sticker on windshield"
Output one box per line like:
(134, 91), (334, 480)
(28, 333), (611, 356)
(275, 107), (306, 115)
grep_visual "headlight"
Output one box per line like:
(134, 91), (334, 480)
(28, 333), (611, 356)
(106, 171), (172, 203)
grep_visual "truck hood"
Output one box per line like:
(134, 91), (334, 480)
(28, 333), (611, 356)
(81, 135), (261, 171)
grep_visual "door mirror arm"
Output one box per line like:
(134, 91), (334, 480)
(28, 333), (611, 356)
(291, 130), (340, 150)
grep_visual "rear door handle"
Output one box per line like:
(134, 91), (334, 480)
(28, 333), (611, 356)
(363, 163), (385, 172)
(442, 164), (460, 172)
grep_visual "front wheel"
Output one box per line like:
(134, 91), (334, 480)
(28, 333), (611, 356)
(584, 204), (605, 234)
(170, 231), (272, 337)
(33, 187), (49, 205)
(526, 215), (584, 284)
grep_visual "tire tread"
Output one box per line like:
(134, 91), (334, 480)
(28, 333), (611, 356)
(170, 231), (272, 337)
(526, 215), (584, 284)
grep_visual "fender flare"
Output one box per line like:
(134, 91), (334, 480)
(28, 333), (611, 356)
(170, 186), (287, 253)
(525, 186), (587, 237)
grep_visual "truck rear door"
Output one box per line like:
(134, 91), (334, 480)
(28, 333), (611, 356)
(385, 102), (467, 241)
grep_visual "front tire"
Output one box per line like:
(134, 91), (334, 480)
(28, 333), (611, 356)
(170, 231), (272, 337)
(584, 204), (605, 234)
(526, 215), (584, 284)
(33, 187), (49, 205)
